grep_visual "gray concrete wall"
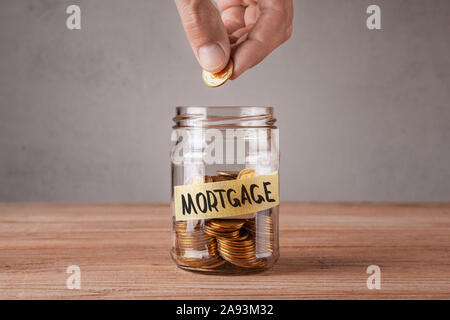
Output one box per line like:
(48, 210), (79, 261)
(0, 0), (449, 202)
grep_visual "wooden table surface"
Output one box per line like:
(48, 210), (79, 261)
(0, 202), (449, 299)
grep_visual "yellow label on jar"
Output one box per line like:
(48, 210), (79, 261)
(174, 172), (279, 221)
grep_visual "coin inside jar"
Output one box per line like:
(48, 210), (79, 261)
(237, 168), (255, 179)
(216, 234), (267, 269)
(216, 171), (238, 179)
(208, 219), (245, 230)
(173, 220), (226, 268)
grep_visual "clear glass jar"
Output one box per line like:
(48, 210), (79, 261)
(170, 106), (279, 274)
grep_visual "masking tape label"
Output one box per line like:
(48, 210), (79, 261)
(174, 172), (279, 221)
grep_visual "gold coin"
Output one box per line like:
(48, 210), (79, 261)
(177, 242), (217, 252)
(204, 226), (241, 238)
(202, 59), (234, 87)
(175, 221), (203, 232)
(217, 246), (255, 258)
(237, 168), (255, 179)
(216, 171), (238, 179)
(177, 254), (225, 269)
(223, 233), (249, 242)
(217, 243), (266, 269)
(178, 256), (223, 268)
(212, 175), (234, 182)
(176, 238), (214, 245)
(217, 238), (255, 250)
(198, 258), (227, 269)
(208, 219), (245, 230)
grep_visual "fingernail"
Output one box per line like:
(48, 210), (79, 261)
(198, 43), (227, 72)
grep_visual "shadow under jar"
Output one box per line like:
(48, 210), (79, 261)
(170, 106), (280, 274)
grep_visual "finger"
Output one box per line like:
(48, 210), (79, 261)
(244, 4), (259, 26)
(214, 0), (245, 11)
(230, 26), (250, 49)
(221, 6), (246, 34)
(231, 0), (293, 79)
(231, 33), (249, 54)
(215, 0), (259, 11)
(175, 0), (230, 72)
(231, 26), (251, 39)
(229, 34), (238, 44)
(215, 1), (257, 33)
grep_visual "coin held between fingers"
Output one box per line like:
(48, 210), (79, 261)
(202, 59), (234, 87)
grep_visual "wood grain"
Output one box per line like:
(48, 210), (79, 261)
(0, 202), (449, 299)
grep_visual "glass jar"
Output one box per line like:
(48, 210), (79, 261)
(170, 106), (279, 274)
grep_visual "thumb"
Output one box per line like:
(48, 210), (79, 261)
(175, 0), (230, 72)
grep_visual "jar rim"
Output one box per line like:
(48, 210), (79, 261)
(173, 106), (276, 129)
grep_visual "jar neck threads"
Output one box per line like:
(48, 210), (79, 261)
(173, 106), (276, 129)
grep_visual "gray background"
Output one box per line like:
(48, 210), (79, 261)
(0, 0), (449, 202)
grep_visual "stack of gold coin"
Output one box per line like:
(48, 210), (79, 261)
(216, 234), (267, 269)
(173, 220), (225, 269)
(202, 200), (267, 268)
(204, 219), (245, 238)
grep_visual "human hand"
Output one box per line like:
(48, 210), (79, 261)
(174, 0), (293, 79)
